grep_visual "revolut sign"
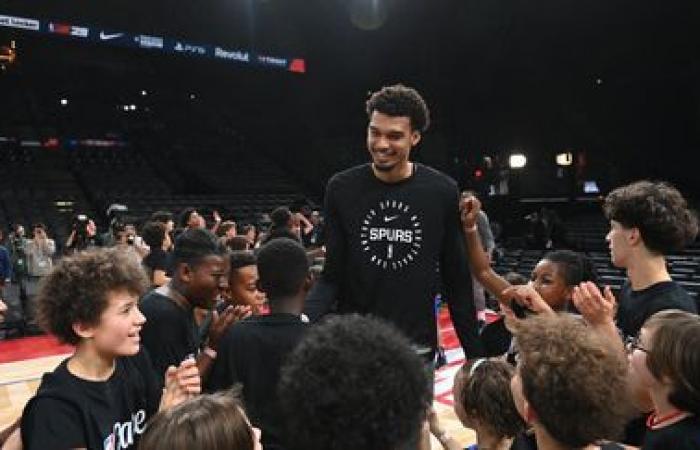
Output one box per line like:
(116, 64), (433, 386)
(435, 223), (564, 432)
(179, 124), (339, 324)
(0, 11), (306, 74)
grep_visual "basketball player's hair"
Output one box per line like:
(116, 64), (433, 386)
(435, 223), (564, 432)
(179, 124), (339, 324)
(366, 84), (431, 133)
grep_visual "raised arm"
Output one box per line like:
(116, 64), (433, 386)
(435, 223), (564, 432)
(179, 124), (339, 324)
(460, 196), (511, 303)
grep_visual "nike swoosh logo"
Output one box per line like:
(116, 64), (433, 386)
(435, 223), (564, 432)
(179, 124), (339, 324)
(100, 32), (124, 40)
(384, 215), (399, 222)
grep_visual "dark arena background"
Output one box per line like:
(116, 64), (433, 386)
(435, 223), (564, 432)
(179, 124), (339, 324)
(1, 0), (699, 447)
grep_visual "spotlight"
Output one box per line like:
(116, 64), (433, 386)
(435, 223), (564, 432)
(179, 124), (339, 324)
(60, 98), (68, 106)
(141, 90), (148, 96)
(509, 153), (527, 169)
(555, 152), (573, 166)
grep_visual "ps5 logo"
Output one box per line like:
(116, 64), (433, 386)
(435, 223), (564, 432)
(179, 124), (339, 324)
(174, 42), (206, 55)
(360, 200), (423, 271)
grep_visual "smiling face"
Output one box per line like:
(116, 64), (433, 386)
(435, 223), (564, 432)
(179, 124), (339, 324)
(367, 111), (420, 174)
(228, 264), (266, 313)
(528, 259), (572, 310)
(182, 255), (228, 309)
(77, 290), (146, 357)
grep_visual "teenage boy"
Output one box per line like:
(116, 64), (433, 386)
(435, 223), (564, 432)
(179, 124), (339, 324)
(20, 248), (200, 450)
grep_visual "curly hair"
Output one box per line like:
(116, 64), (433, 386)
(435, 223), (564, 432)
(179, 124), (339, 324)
(643, 310), (700, 416)
(35, 247), (149, 345)
(138, 388), (254, 450)
(456, 359), (525, 438)
(278, 314), (431, 450)
(603, 180), (698, 254)
(366, 84), (431, 133)
(542, 250), (599, 287)
(514, 313), (630, 447)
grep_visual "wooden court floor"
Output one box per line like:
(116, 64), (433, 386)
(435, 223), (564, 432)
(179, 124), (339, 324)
(0, 349), (476, 447)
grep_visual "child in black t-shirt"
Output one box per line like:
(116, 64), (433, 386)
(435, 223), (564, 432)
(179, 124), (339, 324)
(207, 238), (311, 450)
(19, 248), (200, 450)
(629, 310), (700, 450)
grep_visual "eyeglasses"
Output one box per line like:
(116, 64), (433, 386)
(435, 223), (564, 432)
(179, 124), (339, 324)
(625, 335), (648, 354)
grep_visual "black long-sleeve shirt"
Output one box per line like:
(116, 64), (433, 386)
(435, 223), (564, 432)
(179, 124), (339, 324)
(305, 163), (484, 359)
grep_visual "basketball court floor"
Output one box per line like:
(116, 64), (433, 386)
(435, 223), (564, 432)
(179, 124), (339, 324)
(0, 309), (478, 447)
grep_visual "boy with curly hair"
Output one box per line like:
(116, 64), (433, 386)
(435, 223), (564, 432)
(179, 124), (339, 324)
(20, 248), (200, 450)
(603, 180), (698, 340)
(511, 313), (630, 450)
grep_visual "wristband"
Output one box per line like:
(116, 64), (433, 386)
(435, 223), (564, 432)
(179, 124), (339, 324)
(203, 346), (217, 360)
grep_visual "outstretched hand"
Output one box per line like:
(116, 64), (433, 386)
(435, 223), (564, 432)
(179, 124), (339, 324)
(572, 282), (616, 327)
(207, 304), (252, 350)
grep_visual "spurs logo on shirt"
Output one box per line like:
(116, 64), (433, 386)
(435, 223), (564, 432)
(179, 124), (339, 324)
(103, 409), (146, 450)
(360, 200), (423, 271)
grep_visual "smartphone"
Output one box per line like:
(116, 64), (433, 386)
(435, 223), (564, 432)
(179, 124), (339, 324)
(510, 299), (529, 319)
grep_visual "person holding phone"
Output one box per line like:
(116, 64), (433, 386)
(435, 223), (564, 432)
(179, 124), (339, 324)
(460, 195), (598, 355)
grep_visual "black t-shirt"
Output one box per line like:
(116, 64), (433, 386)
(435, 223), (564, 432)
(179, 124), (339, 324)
(140, 290), (200, 382)
(305, 163), (483, 359)
(21, 350), (160, 450)
(643, 416), (700, 449)
(616, 280), (697, 339)
(206, 313), (309, 450)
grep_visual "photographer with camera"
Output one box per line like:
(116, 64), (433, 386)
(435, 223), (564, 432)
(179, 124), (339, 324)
(65, 214), (99, 255)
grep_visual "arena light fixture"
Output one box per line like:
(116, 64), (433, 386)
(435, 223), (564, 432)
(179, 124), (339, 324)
(60, 98), (68, 106)
(509, 153), (527, 169)
(556, 152), (573, 166)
